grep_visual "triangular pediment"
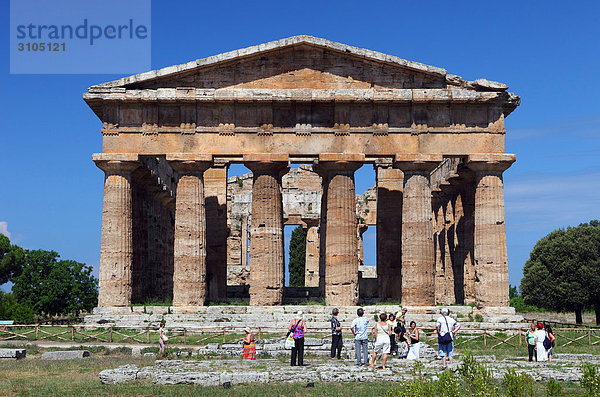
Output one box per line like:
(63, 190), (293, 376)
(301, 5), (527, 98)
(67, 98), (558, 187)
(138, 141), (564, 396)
(92, 36), (450, 91)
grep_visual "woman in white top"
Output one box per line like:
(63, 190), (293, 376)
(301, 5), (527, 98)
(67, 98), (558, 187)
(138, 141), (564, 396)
(534, 322), (548, 362)
(369, 313), (392, 369)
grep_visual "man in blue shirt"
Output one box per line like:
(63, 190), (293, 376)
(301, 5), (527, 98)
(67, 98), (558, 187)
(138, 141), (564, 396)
(350, 308), (370, 366)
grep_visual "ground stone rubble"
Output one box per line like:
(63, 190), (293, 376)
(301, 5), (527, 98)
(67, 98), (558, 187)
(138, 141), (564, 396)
(99, 353), (600, 386)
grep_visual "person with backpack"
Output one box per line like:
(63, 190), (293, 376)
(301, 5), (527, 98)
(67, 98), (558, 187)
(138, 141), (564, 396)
(534, 322), (548, 362)
(436, 308), (460, 369)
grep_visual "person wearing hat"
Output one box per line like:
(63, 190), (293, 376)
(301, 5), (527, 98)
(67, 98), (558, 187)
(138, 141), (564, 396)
(289, 311), (306, 366)
(241, 327), (256, 360)
(436, 308), (460, 369)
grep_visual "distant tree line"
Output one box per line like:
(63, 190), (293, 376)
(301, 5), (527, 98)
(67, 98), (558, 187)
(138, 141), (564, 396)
(515, 220), (600, 324)
(0, 233), (98, 323)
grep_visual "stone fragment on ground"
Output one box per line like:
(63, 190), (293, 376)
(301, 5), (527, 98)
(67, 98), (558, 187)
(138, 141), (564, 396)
(99, 353), (600, 386)
(41, 350), (90, 360)
(0, 348), (26, 360)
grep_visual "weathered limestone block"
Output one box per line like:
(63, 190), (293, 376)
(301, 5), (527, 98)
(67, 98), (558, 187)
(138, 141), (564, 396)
(316, 156), (363, 306)
(168, 154), (213, 307)
(468, 154), (515, 307)
(375, 166), (403, 300)
(0, 349), (26, 360)
(99, 364), (139, 384)
(94, 154), (140, 307)
(245, 156), (288, 305)
(396, 154), (441, 306)
(42, 350), (90, 360)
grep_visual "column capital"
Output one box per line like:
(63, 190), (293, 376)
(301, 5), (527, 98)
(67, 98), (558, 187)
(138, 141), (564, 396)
(394, 153), (443, 173)
(372, 157), (395, 169)
(93, 153), (140, 174)
(244, 153), (289, 175)
(167, 153), (213, 174)
(467, 153), (516, 173)
(313, 153), (364, 176)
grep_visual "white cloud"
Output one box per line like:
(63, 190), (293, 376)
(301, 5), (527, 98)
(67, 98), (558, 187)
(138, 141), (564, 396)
(0, 222), (10, 238)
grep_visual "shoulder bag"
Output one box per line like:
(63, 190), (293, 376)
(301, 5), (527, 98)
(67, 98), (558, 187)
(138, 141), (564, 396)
(438, 317), (453, 345)
(285, 321), (298, 349)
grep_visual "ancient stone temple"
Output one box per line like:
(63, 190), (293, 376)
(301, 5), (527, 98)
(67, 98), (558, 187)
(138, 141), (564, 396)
(84, 36), (519, 309)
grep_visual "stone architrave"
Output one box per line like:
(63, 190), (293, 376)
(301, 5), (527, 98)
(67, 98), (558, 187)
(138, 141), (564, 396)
(244, 154), (289, 306)
(167, 154), (213, 307)
(395, 154), (442, 306)
(94, 154), (140, 307)
(304, 221), (320, 287)
(468, 154), (515, 307)
(316, 154), (364, 306)
(375, 165), (403, 300)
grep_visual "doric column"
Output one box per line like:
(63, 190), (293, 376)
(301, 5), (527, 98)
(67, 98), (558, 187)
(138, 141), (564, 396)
(468, 154), (515, 307)
(315, 153), (364, 306)
(93, 153), (140, 307)
(304, 221), (320, 287)
(395, 154), (442, 306)
(443, 199), (456, 304)
(167, 154), (212, 307)
(433, 202), (445, 304)
(244, 154), (289, 306)
(204, 161), (229, 302)
(375, 163), (403, 300)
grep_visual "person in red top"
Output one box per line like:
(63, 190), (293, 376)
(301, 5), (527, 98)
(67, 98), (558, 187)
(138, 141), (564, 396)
(241, 327), (256, 360)
(289, 311), (306, 366)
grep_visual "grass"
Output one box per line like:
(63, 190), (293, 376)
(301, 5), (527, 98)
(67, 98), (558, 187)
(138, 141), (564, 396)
(0, 351), (592, 396)
(0, 355), (395, 397)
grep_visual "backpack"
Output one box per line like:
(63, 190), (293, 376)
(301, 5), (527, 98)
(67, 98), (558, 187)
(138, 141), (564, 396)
(543, 335), (552, 350)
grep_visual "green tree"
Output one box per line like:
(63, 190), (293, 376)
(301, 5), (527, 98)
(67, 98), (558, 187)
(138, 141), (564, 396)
(288, 226), (307, 287)
(0, 233), (26, 285)
(0, 291), (35, 323)
(521, 221), (600, 324)
(509, 285), (519, 299)
(12, 249), (98, 317)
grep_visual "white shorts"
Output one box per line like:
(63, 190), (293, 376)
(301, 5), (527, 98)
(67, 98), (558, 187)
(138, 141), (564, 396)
(374, 341), (390, 354)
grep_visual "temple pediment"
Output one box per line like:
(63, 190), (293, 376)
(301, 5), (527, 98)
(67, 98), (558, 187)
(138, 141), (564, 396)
(90, 36), (510, 92)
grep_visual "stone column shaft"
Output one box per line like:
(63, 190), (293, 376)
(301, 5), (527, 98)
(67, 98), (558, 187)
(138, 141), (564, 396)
(375, 166), (403, 300)
(443, 199), (456, 304)
(95, 157), (139, 307)
(317, 159), (362, 306)
(168, 155), (212, 307)
(304, 223), (320, 287)
(245, 159), (288, 306)
(204, 165), (229, 301)
(468, 154), (515, 307)
(396, 154), (441, 306)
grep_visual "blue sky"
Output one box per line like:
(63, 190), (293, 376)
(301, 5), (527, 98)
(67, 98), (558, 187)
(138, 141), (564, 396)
(1, 0), (599, 292)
